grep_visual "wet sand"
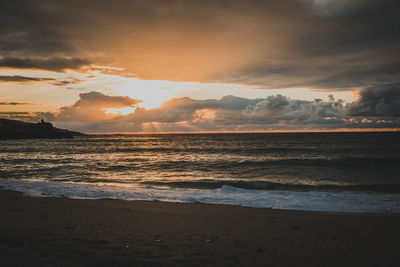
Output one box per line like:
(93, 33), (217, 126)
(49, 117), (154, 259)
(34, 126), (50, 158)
(1, 189), (399, 266)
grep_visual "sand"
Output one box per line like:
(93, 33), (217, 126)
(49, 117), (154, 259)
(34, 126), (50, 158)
(0, 189), (399, 266)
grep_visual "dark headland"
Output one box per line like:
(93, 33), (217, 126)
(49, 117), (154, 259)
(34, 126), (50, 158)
(0, 118), (85, 139)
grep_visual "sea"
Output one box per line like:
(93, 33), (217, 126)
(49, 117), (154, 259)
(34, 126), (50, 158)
(1, 132), (400, 214)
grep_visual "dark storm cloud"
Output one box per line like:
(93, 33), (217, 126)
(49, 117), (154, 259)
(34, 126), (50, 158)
(0, 0), (90, 71)
(0, 57), (91, 72)
(0, 0), (398, 90)
(347, 83), (400, 116)
(0, 75), (55, 83)
(226, 57), (400, 90)
(0, 0), (73, 56)
(222, 0), (400, 89)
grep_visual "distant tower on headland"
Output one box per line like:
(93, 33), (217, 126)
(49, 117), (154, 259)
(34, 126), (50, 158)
(38, 119), (54, 130)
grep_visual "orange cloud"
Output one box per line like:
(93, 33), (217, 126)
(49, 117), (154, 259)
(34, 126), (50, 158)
(55, 91), (142, 122)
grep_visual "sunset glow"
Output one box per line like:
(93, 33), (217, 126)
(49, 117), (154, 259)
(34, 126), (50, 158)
(113, 78), (182, 109)
(104, 107), (136, 116)
(0, 0), (399, 133)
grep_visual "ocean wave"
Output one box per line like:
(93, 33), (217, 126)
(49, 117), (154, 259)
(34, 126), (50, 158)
(141, 180), (400, 193)
(0, 179), (399, 214)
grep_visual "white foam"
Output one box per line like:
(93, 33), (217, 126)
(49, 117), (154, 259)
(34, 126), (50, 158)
(1, 179), (399, 214)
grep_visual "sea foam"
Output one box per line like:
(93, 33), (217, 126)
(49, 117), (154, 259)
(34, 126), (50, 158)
(0, 179), (399, 214)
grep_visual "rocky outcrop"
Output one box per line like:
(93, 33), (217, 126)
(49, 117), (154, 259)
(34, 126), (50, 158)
(0, 119), (85, 139)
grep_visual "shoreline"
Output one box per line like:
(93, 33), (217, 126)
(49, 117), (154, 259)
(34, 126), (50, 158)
(1, 179), (400, 214)
(1, 188), (400, 266)
(1, 186), (397, 216)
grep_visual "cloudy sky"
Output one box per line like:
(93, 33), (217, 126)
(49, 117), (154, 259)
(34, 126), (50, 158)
(0, 0), (399, 132)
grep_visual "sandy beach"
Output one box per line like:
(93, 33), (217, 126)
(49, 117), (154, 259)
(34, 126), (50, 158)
(0, 189), (399, 266)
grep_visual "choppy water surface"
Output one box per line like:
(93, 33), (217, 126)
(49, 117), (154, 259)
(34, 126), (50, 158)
(1, 132), (400, 213)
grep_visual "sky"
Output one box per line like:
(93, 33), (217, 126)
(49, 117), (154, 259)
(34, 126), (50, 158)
(0, 0), (399, 133)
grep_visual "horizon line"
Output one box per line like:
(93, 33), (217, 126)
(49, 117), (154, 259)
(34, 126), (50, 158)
(85, 128), (400, 135)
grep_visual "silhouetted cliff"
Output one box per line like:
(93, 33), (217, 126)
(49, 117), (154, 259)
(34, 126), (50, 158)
(0, 119), (85, 139)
